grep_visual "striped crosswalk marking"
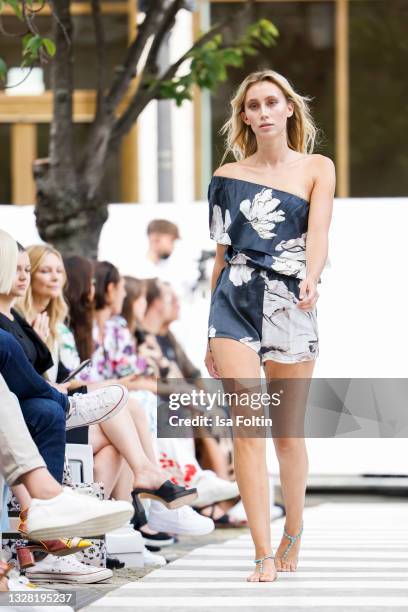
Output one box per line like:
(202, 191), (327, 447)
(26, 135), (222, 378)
(82, 502), (408, 611)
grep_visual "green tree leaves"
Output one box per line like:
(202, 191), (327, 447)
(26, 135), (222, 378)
(157, 18), (279, 106)
(0, 0), (55, 83)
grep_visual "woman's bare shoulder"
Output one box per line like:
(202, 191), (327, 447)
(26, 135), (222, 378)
(213, 162), (242, 179)
(308, 153), (335, 172)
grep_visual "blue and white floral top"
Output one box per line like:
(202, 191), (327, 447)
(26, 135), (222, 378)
(208, 175), (310, 280)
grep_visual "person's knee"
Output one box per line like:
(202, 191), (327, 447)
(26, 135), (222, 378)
(274, 437), (301, 456)
(44, 401), (66, 432)
(24, 398), (66, 433)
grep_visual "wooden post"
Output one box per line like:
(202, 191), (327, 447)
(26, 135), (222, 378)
(335, 0), (349, 197)
(11, 124), (37, 205)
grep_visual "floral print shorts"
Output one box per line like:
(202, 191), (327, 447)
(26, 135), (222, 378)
(208, 262), (318, 364)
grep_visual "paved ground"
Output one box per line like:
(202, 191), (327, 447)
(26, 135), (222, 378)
(73, 490), (408, 611)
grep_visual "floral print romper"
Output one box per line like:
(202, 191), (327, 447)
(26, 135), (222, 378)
(207, 176), (319, 364)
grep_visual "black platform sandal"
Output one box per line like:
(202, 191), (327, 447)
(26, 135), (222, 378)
(131, 491), (148, 527)
(132, 480), (197, 510)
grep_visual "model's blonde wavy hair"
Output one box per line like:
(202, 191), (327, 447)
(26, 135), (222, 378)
(221, 70), (318, 162)
(18, 244), (68, 349)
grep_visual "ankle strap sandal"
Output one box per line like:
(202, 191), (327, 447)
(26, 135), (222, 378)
(254, 553), (274, 575)
(281, 522), (303, 560)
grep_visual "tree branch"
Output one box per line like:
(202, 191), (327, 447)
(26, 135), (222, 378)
(138, 0), (183, 82)
(90, 0), (106, 117)
(109, 20), (229, 147)
(104, 0), (171, 115)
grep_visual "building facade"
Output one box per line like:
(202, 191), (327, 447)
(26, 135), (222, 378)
(0, 0), (407, 205)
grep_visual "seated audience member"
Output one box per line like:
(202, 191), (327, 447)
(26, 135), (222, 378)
(75, 260), (213, 537)
(0, 374), (133, 593)
(0, 232), (130, 582)
(63, 257), (207, 515)
(0, 233), (127, 481)
(122, 276), (171, 388)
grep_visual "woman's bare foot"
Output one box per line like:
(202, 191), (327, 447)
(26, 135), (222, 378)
(133, 466), (168, 491)
(139, 524), (159, 536)
(247, 557), (277, 582)
(274, 524), (303, 572)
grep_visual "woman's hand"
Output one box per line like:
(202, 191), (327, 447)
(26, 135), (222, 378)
(32, 312), (50, 343)
(127, 376), (158, 393)
(119, 373), (157, 392)
(49, 382), (69, 394)
(204, 344), (220, 379)
(297, 277), (319, 311)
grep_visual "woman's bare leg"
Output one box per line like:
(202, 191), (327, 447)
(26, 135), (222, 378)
(210, 338), (276, 582)
(91, 428), (124, 498)
(111, 461), (133, 503)
(13, 469), (62, 501)
(263, 359), (314, 572)
(126, 396), (158, 464)
(11, 484), (32, 510)
(89, 406), (165, 490)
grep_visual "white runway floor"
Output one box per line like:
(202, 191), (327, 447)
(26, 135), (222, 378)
(82, 502), (408, 611)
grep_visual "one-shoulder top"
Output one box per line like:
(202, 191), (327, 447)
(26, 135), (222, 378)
(208, 175), (310, 280)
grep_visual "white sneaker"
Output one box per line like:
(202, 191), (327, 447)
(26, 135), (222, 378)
(25, 487), (133, 540)
(148, 501), (214, 536)
(25, 554), (112, 584)
(192, 470), (239, 508)
(66, 384), (128, 430)
(142, 547), (166, 567)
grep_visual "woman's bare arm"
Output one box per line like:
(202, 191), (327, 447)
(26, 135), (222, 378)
(297, 155), (336, 310)
(306, 155), (336, 282)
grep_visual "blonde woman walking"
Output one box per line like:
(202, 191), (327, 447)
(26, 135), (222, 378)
(205, 71), (335, 582)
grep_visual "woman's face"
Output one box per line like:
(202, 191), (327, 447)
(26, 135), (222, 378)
(108, 276), (126, 315)
(31, 252), (65, 303)
(133, 293), (147, 322)
(10, 251), (31, 298)
(241, 80), (294, 140)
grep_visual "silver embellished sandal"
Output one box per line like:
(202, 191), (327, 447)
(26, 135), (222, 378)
(281, 522), (303, 562)
(254, 553), (275, 578)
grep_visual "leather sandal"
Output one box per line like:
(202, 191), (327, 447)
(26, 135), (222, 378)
(132, 480), (197, 510)
(16, 537), (92, 569)
(17, 508), (92, 568)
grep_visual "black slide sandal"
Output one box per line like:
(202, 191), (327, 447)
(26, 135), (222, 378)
(132, 480), (198, 510)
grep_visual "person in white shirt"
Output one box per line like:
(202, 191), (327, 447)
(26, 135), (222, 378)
(136, 219), (199, 299)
